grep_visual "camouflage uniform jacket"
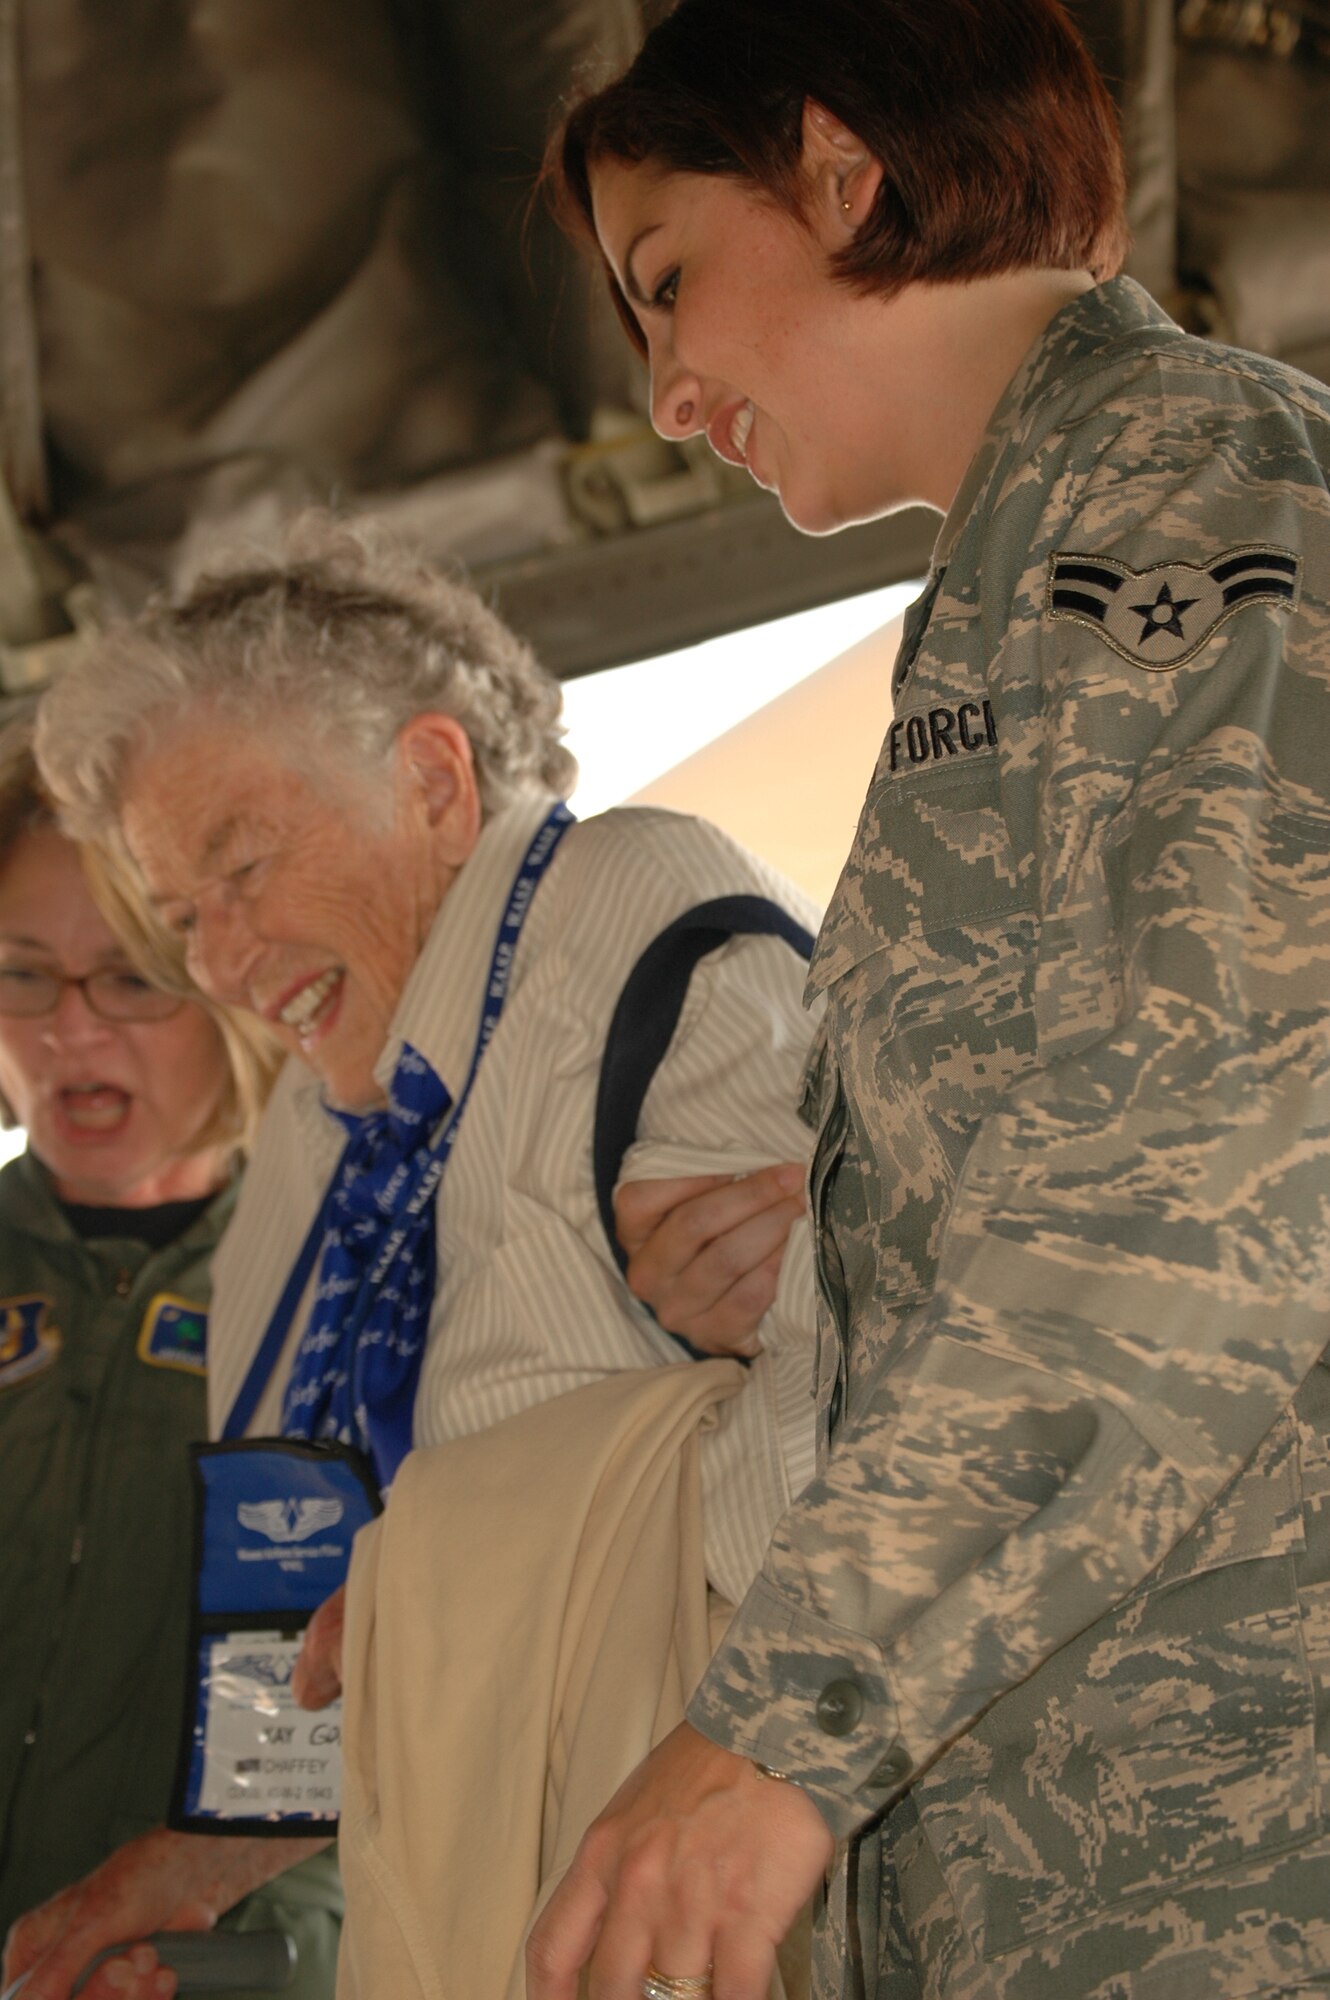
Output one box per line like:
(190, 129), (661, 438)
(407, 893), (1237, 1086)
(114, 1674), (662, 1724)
(689, 277), (1330, 1999)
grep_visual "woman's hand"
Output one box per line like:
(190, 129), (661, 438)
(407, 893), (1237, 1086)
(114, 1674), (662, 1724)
(525, 1721), (833, 2000)
(291, 1583), (347, 1709)
(3, 1829), (328, 2000)
(5, 1937), (177, 2000)
(615, 1167), (806, 1357)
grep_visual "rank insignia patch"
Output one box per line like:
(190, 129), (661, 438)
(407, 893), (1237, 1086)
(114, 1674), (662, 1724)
(138, 1294), (208, 1375)
(0, 1296), (60, 1389)
(1046, 545), (1301, 669)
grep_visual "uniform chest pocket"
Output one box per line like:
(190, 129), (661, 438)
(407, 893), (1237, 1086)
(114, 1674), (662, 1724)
(809, 755), (1039, 1118)
(809, 754), (1032, 997)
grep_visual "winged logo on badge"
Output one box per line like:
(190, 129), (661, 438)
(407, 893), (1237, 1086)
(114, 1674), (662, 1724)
(236, 1497), (346, 1544)
(223, 1650), (296, 1688)
(1046, 544), (1301, 669)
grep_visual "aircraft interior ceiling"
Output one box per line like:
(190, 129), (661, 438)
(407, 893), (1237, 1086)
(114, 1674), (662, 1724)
(0, 0), (1327, 691)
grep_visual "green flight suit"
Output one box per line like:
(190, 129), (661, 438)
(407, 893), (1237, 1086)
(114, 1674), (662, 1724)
(690, 278), (1330, 1996)
(0, 1150), (341, 1994)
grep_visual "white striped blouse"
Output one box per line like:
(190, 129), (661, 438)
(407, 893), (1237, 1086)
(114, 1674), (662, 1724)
(208, 794), (822, 1604)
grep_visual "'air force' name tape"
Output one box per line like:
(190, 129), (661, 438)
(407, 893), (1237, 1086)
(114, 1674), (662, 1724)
(887, 698), (997, 772)
(1046, 544), (1301, 669)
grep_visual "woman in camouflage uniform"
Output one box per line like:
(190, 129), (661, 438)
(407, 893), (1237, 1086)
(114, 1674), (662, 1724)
(533, 3), (1330, 1997)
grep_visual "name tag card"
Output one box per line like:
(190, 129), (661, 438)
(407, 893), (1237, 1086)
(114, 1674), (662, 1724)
(172, 1439), (380, 1835)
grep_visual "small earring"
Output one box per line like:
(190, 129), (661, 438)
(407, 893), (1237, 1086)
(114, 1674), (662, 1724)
(842, 198), (853, 212)
(676, 398), (695, 426)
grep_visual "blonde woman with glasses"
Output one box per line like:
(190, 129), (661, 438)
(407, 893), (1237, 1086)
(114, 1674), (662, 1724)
(0, 716), (341, 2000)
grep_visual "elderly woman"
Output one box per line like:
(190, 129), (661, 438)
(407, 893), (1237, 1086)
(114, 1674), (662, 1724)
(27, 515), (820, 2000)
(527, 3), (1330, 1999)
(0, 719), (342, 2000)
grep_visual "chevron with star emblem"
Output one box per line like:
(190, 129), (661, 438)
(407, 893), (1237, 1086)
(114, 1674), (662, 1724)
(1046, 544), (1301, 669)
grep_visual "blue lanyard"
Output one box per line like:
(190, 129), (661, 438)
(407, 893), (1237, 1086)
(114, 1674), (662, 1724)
(222, 803), (575, 1440)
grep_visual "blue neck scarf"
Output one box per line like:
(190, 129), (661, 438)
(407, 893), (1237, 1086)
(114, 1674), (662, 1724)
(255, 802), (576, 1491)
(280, 1043), (449, 1490)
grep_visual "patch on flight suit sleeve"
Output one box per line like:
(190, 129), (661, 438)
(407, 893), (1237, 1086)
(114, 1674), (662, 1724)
(1046, 545), (1301, 669)
(137, 1293), (208, 1374)
(0, 1296), (60, 1388)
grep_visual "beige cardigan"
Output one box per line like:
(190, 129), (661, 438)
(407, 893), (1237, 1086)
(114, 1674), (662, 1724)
(336, 1360), (752, 2000)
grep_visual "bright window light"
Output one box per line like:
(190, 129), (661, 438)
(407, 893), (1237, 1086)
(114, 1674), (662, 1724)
(0, 1127), (26, 1169)
(563, 581), (921, 818)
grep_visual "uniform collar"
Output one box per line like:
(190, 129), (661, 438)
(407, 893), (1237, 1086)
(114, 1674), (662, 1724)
(0, 1150), (76, 1243)
(372, 791), (562, 1104)
(0, 1146), (239, 1248)
(933, 276), (1180, 569)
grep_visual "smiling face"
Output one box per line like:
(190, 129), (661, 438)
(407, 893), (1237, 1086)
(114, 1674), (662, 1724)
(590, 145), (931, 535)
(0, 827), (231, 1206)
(119, 709), (478, 1111)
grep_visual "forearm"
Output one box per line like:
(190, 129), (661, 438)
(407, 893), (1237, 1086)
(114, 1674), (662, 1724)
(693, 865), (1330, 1832)
(688, 1343), (1190, 1837)
(163, 1831), (333, 1915)
(691, 1053), (1330, 1837)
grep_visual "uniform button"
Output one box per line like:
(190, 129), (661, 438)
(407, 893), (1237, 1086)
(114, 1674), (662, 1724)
(866, 1744), (911, 1789)
(815, 1678), (864, 1737)
(114, 1268), (132, 1298)
(23, 1727), (36, 1747)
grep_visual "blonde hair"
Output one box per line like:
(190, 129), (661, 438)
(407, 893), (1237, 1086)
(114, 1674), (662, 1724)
(36, 511), (577, 848)
(0, 708), (279, 1151)
(79, 842), (282, 1154)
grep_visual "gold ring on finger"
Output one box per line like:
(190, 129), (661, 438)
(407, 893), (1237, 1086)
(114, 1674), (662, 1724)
(642, 1966), (714, 1999)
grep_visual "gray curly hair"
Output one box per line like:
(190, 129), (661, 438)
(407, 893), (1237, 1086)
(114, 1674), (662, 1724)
(36, 512), (577, 844)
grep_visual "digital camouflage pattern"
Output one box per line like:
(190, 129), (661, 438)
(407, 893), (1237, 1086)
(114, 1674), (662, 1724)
(689, 277), (1330, 1997)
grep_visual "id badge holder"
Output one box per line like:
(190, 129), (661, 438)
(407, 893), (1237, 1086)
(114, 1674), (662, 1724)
(171, 1438), (381, 1835)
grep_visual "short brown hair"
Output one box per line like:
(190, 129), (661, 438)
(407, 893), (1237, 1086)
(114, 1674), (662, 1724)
(548, 0), (1129, 351)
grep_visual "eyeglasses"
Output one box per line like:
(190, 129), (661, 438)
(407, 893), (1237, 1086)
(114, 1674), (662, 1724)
(0, 964), (186, 1023)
